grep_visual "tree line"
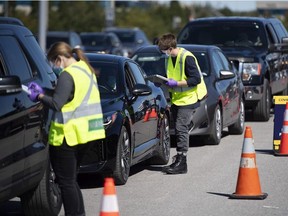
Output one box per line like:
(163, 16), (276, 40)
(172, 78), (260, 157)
(1, 1), (287, 41)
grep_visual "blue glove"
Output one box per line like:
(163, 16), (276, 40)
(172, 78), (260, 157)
(28, 82), (44, 102)
(165, 79), (178, 88)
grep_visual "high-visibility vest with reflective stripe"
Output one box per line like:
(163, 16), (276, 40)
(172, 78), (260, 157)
(49, 60), (105, 146)
(167, 48), (207, 106)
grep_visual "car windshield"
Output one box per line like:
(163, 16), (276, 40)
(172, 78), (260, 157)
(178, 21), (267, 49)
(46, 36), (69, 49)
(81, 35), (109, 47)
(89, 61), (122, 98)
(132, 50), (210, 77)
(132, 53), (167, 77)
(113, 31), (135, 43)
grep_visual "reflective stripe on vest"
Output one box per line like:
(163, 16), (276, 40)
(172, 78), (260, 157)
(53, 65), (102, 124)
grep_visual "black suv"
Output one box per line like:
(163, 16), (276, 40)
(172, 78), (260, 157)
(178, 17), (288, 121)
(0, 17), (62, 215)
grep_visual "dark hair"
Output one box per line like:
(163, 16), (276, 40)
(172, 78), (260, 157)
(47, 42), (96, 75)
(157, 33), (177, 50)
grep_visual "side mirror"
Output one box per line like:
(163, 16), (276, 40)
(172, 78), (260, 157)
(132, 83), (152, 96)
(219, 70), (235, 80)
(0, 75), (22, 95)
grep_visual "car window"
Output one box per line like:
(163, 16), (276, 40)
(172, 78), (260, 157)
(127, 61), (146, 84)
(0, 56), (5, 76)
(89, 61), (121, 98)
(114, 31), (135, 43)
(211, 50), (224, 77)
(192, 51), (210, 76)
(81, 35), (107, 46)
(47, 36), (70, 49)
(0, 36), (34, 81)
(217, 50), (232, 71)
(132, 53), (167, 77)
(125, 63), (135, 94)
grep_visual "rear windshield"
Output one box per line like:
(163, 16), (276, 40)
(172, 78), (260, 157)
(178, 21), (267, 49)
(81, 35), (108, 47)
(112, 31), (135, 43)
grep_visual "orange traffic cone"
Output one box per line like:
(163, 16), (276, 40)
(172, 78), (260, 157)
(99, 178), (119, 216)
(230, 126), (268, 199)
(275, 102), (288, 156)
(149, 107), (158, 119)
(143, 110), (150, 122)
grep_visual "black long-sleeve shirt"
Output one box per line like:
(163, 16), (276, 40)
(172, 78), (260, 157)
(170, 55), (201, 87)
(41, 71), (74, 111)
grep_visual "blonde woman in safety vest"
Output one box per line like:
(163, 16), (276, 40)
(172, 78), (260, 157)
(27, 42), (105, 216)
(158, 33), (207, 175)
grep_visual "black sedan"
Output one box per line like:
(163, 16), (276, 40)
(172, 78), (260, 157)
(132, 44), (245, 145)
(79, 53), (170, 185)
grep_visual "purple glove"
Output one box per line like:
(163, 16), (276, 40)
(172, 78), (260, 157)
(165, 79), (178, 88)
(28, 82), (44, 102)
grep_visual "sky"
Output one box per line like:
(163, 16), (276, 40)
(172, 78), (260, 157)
(195, 1), (257, 11)
(159, 0), (257, 12)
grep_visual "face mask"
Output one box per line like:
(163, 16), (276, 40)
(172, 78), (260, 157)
(52, 66), (63, 76)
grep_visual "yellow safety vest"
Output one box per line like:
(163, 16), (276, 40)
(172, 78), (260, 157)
(49, 60), (106, 146)
(167, 48), (207, 106)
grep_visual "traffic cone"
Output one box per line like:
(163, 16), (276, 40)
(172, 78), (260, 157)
(149, 107), (158, 119)
(230, 126), (268, 199)
(143, 110), (150, 122)
(275, 102), (288, 156)
(99, 178), (119, 216)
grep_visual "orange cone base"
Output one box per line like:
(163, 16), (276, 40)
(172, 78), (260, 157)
(229, 192), (268, 200)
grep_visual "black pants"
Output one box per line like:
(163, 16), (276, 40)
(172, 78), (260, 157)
(171, 104), (196, 153)
(50, 139), (90, 216)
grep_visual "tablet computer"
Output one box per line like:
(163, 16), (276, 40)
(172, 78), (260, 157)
(146, 74), (169, 85)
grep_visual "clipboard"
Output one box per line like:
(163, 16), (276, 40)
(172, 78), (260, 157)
(146, 74), (169, 85)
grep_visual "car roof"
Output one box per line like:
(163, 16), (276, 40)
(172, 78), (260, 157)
(187, 16), (279, 24)
(134, 44), (220, 54)
(103, 27), (142, 32)
(86, 52), (129, 63)
(80, 32), (116, 36)
(47, 31), (78, 36)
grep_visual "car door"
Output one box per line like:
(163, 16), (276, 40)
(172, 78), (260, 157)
(211, 49), (237, 125)
(125, 61), (155, 155)
(0, 35), (47, 197)
(217, 50), (240, 124)
(0, 43), (26, 196)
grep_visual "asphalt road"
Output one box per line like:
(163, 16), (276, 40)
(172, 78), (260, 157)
(1, 113), (288, 216)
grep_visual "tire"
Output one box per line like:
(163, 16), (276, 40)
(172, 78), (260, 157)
(228, 97), (245, 135)
(253, 78), (271, 121)
(148, 113), (170, 165)
(113, 127), (131, 185)
(206, 105), (222, 145)
(21, 161), (62, 216)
